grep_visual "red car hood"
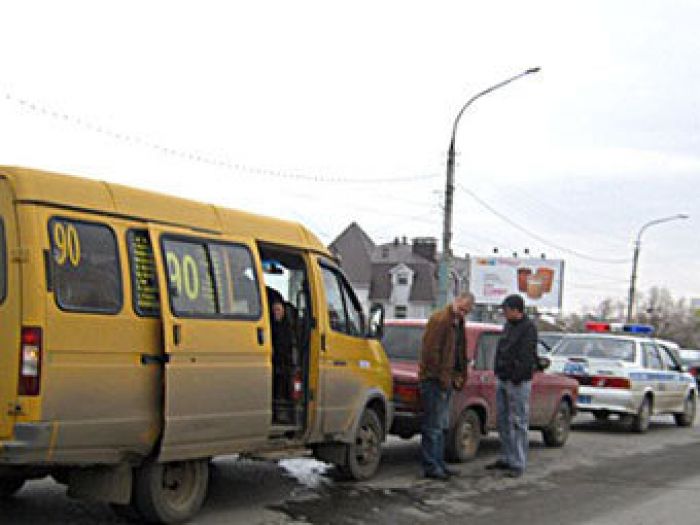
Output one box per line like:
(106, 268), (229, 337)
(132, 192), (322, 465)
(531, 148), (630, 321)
(391, 360), (419, 382)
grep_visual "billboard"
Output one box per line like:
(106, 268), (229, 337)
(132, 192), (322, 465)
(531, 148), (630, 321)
(470, 257), (565, 308)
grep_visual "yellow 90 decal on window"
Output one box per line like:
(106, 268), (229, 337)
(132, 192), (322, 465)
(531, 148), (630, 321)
(166, 251), (201, 300)
(53, 222), (81, 267)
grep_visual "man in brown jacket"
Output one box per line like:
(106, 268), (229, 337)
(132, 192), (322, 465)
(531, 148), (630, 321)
(420, 292), (474, 480)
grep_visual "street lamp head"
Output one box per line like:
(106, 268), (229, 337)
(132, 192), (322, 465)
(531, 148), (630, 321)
(678, 213), (690, 219)
(526, 67), (541, 74)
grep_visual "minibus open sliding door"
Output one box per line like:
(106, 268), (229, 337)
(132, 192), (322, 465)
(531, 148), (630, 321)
(147, 225), (272, 462)
(0, 178), (20, 439)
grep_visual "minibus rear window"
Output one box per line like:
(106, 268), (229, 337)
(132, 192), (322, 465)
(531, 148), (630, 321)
(49, 218), (122, 314)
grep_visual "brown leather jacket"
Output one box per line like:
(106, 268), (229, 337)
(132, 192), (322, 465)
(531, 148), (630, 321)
(419, 305), (467, 389)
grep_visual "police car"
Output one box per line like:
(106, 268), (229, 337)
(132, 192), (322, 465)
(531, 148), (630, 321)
(549, 322), (697, 432)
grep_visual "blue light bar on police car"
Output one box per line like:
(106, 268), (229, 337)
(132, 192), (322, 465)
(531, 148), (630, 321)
(622, 323), (654, 334)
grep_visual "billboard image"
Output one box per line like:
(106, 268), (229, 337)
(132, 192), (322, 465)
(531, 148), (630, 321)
(470, 257), (564, 308)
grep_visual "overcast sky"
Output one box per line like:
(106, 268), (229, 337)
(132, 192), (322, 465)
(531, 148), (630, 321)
(1, 1), (698, 314)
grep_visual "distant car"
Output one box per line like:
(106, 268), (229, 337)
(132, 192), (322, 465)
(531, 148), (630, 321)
(549, 332), (697, 432)
(677, 348), (700, 386)
(539, 331), (567, 353)
(382, 319), (579, 462)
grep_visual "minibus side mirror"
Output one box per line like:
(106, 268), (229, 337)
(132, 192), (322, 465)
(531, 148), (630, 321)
(367, 303), (385, 339)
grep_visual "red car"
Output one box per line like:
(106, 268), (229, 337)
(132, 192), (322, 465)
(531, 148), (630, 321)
(384, 319), (579, 461)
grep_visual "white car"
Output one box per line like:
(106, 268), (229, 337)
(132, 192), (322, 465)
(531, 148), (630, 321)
(549, 329), (697, 432)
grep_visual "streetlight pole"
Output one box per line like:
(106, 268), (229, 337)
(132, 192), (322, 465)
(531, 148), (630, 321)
(626, 213), (689, 321)
(438, 67), (541, 307)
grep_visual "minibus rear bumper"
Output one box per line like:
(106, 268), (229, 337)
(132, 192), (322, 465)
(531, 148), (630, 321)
(0, 423), (53, 464)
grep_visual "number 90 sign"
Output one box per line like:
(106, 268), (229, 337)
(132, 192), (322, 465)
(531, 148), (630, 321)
(53, 222), (81, 267)
(166, 252), (201, 300)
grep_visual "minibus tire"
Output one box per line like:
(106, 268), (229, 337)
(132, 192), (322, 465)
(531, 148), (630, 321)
(133, 459), (209, 524)
(0, 477), (25, 498)
(341, 409), (383, 481)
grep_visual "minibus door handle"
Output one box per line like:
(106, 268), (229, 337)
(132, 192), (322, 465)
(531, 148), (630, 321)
(257, 327), (265, 346)
(173, 324), (182, 346)
(141, 354), (170, 366)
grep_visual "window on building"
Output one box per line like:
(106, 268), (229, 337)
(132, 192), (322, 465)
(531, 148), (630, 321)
(394, 305), (407, 319)
(49, 218), (122, 313)
(397, 274), (408, 286)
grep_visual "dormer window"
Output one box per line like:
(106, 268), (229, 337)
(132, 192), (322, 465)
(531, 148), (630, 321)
(397, 274), (408, 286)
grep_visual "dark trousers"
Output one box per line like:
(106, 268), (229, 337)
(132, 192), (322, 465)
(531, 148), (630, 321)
(420, 379), (452, 475)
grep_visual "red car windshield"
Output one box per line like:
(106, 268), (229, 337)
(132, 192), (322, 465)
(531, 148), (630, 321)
(382, 325), (423, 360)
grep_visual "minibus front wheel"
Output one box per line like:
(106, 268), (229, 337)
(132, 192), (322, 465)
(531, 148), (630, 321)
(341, 408), (383, 481)
(133, 458), (209, 524)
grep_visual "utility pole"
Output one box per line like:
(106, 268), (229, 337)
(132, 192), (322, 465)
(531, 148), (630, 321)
(438, 67), (541, 307)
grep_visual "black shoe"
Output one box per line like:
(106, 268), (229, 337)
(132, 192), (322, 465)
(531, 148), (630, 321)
(443, 467), (460, 477)
(485, 460), (510, 470)
(505, 468), (524, 478)
(424, 471), (449, 481)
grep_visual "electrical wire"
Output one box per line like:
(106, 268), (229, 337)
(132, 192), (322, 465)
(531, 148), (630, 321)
(2, 90), (440, 185)
(456, 183), (631, 264)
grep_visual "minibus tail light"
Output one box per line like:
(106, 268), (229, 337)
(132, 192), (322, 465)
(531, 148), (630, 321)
(19, 327), (42, 396)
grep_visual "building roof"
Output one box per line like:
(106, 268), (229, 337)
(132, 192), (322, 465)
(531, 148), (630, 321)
(329, 222), (375, 284)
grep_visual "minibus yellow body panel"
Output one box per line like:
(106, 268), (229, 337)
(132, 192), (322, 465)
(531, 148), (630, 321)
(0, 178), (20, 439)
(147, 224), (272, 461)
(0, 166), (392, 495)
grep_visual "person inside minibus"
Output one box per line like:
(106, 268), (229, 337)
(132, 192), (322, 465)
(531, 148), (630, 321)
(267, 287), (296, 421)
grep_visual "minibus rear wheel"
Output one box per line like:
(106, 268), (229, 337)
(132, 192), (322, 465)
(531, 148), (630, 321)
(133, 458), (209, 524)
(341, 408), (383, 481)
(0, 476), (25, 498)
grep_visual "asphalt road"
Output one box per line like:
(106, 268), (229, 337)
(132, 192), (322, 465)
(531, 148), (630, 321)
(2, 412), (700, 524)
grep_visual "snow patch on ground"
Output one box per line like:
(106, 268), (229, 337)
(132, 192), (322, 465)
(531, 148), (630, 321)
(278, 458), (332, 488)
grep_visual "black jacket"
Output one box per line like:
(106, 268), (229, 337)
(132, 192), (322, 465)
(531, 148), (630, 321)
(494, 314), (538, 384)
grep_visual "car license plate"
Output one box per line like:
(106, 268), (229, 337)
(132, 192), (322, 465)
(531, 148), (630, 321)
(578, 395), (592, 404)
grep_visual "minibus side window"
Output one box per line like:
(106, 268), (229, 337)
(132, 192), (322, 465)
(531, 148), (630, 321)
(162, 239), (217, 316)
(321, 266), (347, 333)
(209, 243), (261, 318)
(48, 218), (122, 314)
(339, 278), (364, 337)
(320, 265), (365, 337)
(0, 218), (6, 304)
(161, 238), (261, 320)
(127, 230), (160, 317)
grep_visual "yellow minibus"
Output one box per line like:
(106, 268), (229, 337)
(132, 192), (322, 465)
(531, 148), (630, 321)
(0, 166), (392, 523)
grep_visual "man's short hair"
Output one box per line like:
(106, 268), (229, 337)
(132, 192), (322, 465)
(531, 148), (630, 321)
(456, 291), (475, 303)
(501, 294), (524, 312)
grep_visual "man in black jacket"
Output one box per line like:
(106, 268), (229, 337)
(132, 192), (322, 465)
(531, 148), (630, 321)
(486, 294), (538, 478)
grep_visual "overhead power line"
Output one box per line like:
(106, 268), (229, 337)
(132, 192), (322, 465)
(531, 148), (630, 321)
(2, 90), (439, 185)
(456, 182), (631, 264)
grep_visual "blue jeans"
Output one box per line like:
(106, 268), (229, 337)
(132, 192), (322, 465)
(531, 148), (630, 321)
(496, 379), (531, 472)
(420, 379), (452, 475)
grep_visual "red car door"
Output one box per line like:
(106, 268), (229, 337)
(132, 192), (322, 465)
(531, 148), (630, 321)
(470, 328), (502, 429)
